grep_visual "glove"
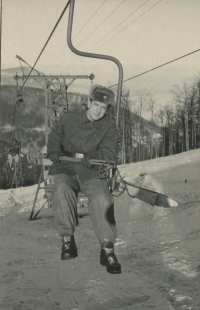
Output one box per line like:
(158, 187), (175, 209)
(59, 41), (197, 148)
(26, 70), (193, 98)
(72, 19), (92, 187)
(80, 156), (94, 168)
(48, 151), (61, 163)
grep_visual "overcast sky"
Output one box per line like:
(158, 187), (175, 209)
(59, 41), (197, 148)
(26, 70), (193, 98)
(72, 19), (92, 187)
(1, 0), (200, 113)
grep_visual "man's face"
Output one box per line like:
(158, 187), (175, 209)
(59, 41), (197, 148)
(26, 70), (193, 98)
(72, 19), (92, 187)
(87, 100), (108, 121)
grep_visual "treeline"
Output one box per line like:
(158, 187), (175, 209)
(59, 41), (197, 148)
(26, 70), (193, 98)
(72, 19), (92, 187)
(155, 76), (200, 155)
(112, 89), (162, 164)
(0, 85), (87, 188)
(1, 76), (199, 188)
(113, 75), (200, 164)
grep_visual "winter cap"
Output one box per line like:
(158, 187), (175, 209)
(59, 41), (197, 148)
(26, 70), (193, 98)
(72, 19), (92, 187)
(89, 84), (115, 105)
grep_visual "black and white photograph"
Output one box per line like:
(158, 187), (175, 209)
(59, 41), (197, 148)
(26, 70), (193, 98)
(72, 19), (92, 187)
(0, 0), (200, 309)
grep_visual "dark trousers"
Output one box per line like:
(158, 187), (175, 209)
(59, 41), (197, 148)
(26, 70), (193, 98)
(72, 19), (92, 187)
(51, 173), (117, 244)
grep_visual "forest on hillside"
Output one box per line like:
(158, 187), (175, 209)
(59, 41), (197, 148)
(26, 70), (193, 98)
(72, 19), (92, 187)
(0, 85), (88, 188)
(154, 76), (200, 154)
(116, 74), (200, 163)
(0, 85), (161, 163)
(0, 74), (200, 189)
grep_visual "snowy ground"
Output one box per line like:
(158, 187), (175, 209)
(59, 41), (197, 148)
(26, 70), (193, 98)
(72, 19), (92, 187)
(0, 149), (200, 309)
(0, 184), (46, 217)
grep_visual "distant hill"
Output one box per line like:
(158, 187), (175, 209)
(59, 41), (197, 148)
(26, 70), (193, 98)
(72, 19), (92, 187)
(0, 82), (163, 189)
(0, 83), (162, 187)
(0, 84), (88, 188)
(0, 84), (161, 151)
(1, 66), (44, 88)
(0, 84), (88, 135)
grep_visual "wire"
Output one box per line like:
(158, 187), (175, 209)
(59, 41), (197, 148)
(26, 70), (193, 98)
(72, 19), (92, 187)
(109, 48), (200, 88)
(87, 0), (151, 52)
(74, 0), (126, 49)
(11, 1), (70, 130)
(18, 0), (70, 95)
(94, 0), (163, 52)
(16, 55), (43, 75)
(66, 0), (161, 72)
(55, 0), (126, 74)
(46, 0), (108, 74)
(73, 0), (108, 40)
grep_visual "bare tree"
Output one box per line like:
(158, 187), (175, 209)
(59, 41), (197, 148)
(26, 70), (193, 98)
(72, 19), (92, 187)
(195, 76), (200, 147)
(155, 109), (166, 157)
(132, 90), (150, 161)
(147, 95), (157, 123)
(116, 88), (133, 164)
(163, 104), (175, 155)
(173, 82), (197, 151)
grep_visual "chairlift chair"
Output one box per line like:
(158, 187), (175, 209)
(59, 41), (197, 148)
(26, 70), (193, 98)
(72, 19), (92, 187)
(29, 0), (123, 220)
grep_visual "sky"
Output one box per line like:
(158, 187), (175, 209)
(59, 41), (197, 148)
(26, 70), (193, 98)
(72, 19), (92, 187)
(1, 0), (200, 117)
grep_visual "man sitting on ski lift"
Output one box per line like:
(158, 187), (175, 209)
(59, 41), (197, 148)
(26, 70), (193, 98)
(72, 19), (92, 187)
(47, 84), (121, 274)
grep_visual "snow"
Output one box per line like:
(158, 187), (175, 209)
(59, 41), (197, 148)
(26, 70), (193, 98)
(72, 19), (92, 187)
(0, 183), (46, 217)
(0, 149), (200, 309)
(1, 148), (200, 217)
(118, 148), (200, 179)
(117, 149), (200, 207)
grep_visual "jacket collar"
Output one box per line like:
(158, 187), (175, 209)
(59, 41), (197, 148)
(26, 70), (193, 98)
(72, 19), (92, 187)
(80, 109), (106, 128)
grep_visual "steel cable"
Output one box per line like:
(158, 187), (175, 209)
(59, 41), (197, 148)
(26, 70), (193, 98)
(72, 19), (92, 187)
(18, 0), (70, 95)
(46, 0), (108, 74)
(11, 1), (71, 129)
(86, 0), (151, 52)
(53, 0), (126, 74)
(93, 0), (163, 53)
(109, 48), (200, 88)
(66, 0), (161, 72)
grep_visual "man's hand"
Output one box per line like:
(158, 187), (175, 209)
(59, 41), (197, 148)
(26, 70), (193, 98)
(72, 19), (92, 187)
(80, 156), (94, 168)
(48, 151), (61, 163)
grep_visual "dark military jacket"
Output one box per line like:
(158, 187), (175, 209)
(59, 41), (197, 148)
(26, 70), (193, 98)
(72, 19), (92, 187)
(47, 108), (118, 181)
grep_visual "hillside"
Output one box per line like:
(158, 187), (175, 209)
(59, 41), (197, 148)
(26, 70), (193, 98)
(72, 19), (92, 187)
(1, 66), (43, 88)
(0, 85), (88, 135)
(0, 84), (88, 188)
(0, 84), (161, 147)
(0, 83), (161, 188)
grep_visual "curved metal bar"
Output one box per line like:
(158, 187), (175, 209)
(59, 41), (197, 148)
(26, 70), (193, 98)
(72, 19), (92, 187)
(67, 0), (123, 129)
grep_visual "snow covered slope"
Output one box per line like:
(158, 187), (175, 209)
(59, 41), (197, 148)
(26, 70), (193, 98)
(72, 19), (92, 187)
(0, 184), (46, 217)
(118, 148), (200, 205)
(0, 149), (200, 217)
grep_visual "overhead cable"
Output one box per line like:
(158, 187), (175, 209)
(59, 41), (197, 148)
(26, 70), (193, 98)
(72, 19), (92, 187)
(73, 0), (108, 40)
(67, 0), (161, 72)
(64, 0), (126, 73)
(73, 0), (126, 49)
(11, 1), (70, 130)
(18, 0), (70, 94)
(46, 0), (108, 74)
(109, 48), (200, 88)
(88, 0), (151, 52)
(16, 55), (43, 76)
(95, 0), (163, 51)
